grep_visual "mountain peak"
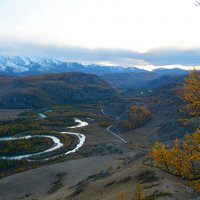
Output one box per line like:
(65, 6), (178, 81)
(0, 55), (144, 75)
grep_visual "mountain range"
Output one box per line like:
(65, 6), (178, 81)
(0, 55), (189, 76)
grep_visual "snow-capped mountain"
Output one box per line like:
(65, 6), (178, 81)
(0, 55), (28, 73)
(0, 55), (145, 75)
(0, 55), (63, 74)
(0, 55), (189, 76)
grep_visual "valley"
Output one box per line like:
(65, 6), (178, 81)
(1, 0), (200, 199)
(0, 70), (199, 200)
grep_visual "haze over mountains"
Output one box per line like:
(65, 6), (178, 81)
(0, 55), (189, 76)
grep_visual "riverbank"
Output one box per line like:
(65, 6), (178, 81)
(0, 118), (87, 161)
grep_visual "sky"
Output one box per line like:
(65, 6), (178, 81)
(0, 0), (200, 70)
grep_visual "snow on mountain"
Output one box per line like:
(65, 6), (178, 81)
(0, 55), (63, 74)
(0, 55), (140, 75)
(0, 56), (29, 73)
(0, 55), (188, 76)
(31, 58), (62, 67)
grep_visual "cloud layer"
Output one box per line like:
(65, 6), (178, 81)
(0, 0), (200, 53)
(0, 0), (200, 70)
(0, 40), (200, 70)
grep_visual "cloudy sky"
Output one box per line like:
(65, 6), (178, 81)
(0, 0), (200, 70)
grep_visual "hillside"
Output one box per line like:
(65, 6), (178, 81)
(145, 74), (186, 89)
(101, 72), (161, 90)
(101, 72), (187, 90)
(0, 72), (118, 108)
(104, 81), (199, 142)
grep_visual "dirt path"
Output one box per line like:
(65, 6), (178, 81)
(101, 108), (128, 143)
(107, 125), (128, 143)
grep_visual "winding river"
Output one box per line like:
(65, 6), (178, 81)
(0, 135), (63, 160)
(0, 115), (87, 160)
(36, 113), (47, 120)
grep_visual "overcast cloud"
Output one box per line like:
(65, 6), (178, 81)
(0, 40), (200, 70)
(0, 0), (200, 70)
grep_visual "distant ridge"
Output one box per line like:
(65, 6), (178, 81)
(0, 55), (144, 75)
(152, 67), (188, 75)
(0, 55), (189, 76)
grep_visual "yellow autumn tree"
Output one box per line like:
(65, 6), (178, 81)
(121, 105), (151, 130)
(182, 128), (200, 179)
(183, 69), (200, 117)
(119, 192), (125, 200)
(149, 142), (171, 173)
(169, 139), (185, 177)
(134, 183), (144, 200)
(148, 69), (200, 191)
(149, 129), (200, 180)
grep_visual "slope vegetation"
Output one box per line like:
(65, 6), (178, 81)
(0, 73), (118, 108)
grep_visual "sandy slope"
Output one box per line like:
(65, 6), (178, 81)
(0, 155), (124, 200)
(0, 150), (199, 200)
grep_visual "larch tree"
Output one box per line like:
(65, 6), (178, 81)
(119, 192), (125, 200)
(169, 139), (185, 177)
(148, 69), (200, 188)
(149, 142), (170, 173)
(183, 69), (200, 118)
(134, 183), (144, 200)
